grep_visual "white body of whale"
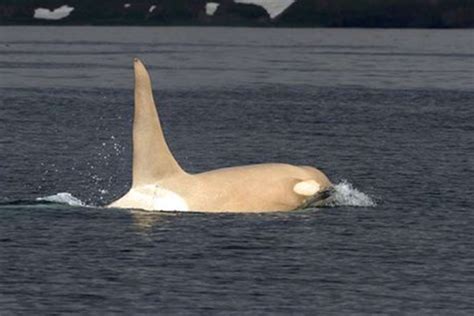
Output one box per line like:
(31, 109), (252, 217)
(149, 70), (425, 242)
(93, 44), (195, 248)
(108, 59), (332, 212)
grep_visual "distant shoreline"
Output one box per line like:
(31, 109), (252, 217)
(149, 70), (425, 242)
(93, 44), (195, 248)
(1, 24), (473, 29)
(1, 0), (473, 29)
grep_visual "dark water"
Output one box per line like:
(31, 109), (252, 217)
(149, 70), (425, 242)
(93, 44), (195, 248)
(0, 27), (473, 314)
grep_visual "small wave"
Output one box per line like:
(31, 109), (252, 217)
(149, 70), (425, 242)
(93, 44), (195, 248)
(36, 192), (85, 207)
(326, 180), (376, 207)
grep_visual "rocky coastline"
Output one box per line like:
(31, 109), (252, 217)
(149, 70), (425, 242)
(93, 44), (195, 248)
(1, 0), (472, 28)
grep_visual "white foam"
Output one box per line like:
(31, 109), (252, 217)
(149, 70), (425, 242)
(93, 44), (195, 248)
(234, 0), (295, 19)
(206, 2), (220, 16)
(36, 192), (85, 207)
(34, 5), (74, 20)
(328, 180), (376, 207)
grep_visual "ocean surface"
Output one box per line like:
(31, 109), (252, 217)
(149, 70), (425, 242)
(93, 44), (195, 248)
(0, 27), (473, 314)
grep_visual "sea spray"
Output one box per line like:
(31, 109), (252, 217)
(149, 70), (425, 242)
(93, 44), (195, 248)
(327, 180), (376, 207)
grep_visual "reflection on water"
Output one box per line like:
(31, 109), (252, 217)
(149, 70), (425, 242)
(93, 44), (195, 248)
(129, 209), (180, 231)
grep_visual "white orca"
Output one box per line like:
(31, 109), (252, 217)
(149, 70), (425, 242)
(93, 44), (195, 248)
(107, 59), (332, 212)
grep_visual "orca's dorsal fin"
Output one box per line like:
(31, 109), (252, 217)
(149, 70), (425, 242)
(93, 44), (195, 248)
(131, 58), (185, 187)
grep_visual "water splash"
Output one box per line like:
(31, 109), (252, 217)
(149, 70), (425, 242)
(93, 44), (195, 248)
(90, 135), (125, 203)
(36, 135), (125, 205)
(326, 180), (376, 207)
(36, 192), (85, 207)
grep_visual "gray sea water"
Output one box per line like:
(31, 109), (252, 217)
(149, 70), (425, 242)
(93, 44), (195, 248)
(0, 27), (473, 314)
